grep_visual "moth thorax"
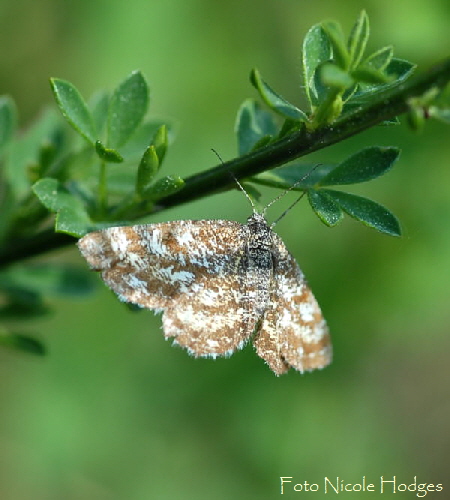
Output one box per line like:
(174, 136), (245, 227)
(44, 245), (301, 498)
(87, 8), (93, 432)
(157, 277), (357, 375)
(246, 214), (272, 243)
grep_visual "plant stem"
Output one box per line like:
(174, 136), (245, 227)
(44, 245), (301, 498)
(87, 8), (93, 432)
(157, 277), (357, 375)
(97, 161), (107, 218)
(0, 230), (74, 269)
(161, 57), (450, 208)
(0, 56), (449, 269)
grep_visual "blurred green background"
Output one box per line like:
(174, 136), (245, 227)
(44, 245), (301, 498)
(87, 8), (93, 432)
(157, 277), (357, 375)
(1, 0), (449, 499)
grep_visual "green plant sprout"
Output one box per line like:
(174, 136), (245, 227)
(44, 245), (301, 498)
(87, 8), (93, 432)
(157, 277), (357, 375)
(0, 11), (449, 355)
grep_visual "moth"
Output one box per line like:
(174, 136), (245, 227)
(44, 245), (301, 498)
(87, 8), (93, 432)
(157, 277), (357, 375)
(78, 206), (331, 375)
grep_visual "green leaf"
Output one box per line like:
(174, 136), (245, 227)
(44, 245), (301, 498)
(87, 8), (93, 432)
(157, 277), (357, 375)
(55, 205), (93, 237)
(32, 178), (95, 237)
(0, 328), (45, 356)
(321, 20), (350, 70)
(250, 68), (307, 121)
(95, 140), (124, 163)
(323, 189), (401, 236)
(143, 175), (185, 201)
(33, 177), (76, 212)
(319, 147), (400, 186)
(351, 66), (391, 85)
(33, 178), (93, 225)
(363, 46), (393, 71)
(348, 10), (369, 69)
(136, 145), (159, 196)
(235, 99), (277, 155)
(302, 25), (332, 107)
(50, 78), (97, 144)
(152, 124), (168, 163)
(107, 71), (149, 149)
(321, 63), (354, 89)
(0, 96), (17, 153)
(350, 58), (415, 101)
(308, 189), (343, 226)
(253, 163), (335, 189)
(386, 58), (416, 82)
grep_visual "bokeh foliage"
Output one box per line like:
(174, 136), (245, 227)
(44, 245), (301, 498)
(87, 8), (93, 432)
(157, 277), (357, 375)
(1, 2), (450, 499)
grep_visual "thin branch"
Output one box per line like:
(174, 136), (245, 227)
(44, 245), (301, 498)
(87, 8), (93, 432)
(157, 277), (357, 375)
(161, 57), (450, 207)
(0, 56), (449, 269)
(0, 230), (74, 268)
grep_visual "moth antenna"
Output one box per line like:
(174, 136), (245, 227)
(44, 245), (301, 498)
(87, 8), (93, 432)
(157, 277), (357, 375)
(270, 191), (307, 228)
(266, 164), (322, 228)
(211, 148), (257, 212)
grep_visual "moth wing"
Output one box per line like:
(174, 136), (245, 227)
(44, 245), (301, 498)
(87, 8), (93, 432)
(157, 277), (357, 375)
(78, 220), (243, 309)
(253, 233), (332, 375)
(78, 220), (260, 357)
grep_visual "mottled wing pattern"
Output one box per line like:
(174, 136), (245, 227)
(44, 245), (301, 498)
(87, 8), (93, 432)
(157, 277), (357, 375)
(78, 220), (260, 358)
(253, 232), (332, 375)
(79, 215), (332, 375)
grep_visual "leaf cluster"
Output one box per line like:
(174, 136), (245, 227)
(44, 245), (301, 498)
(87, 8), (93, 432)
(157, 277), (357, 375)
(0, 72), (182, 354)
(237, 11), (410, 234)
(0, 11), (449, 355)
